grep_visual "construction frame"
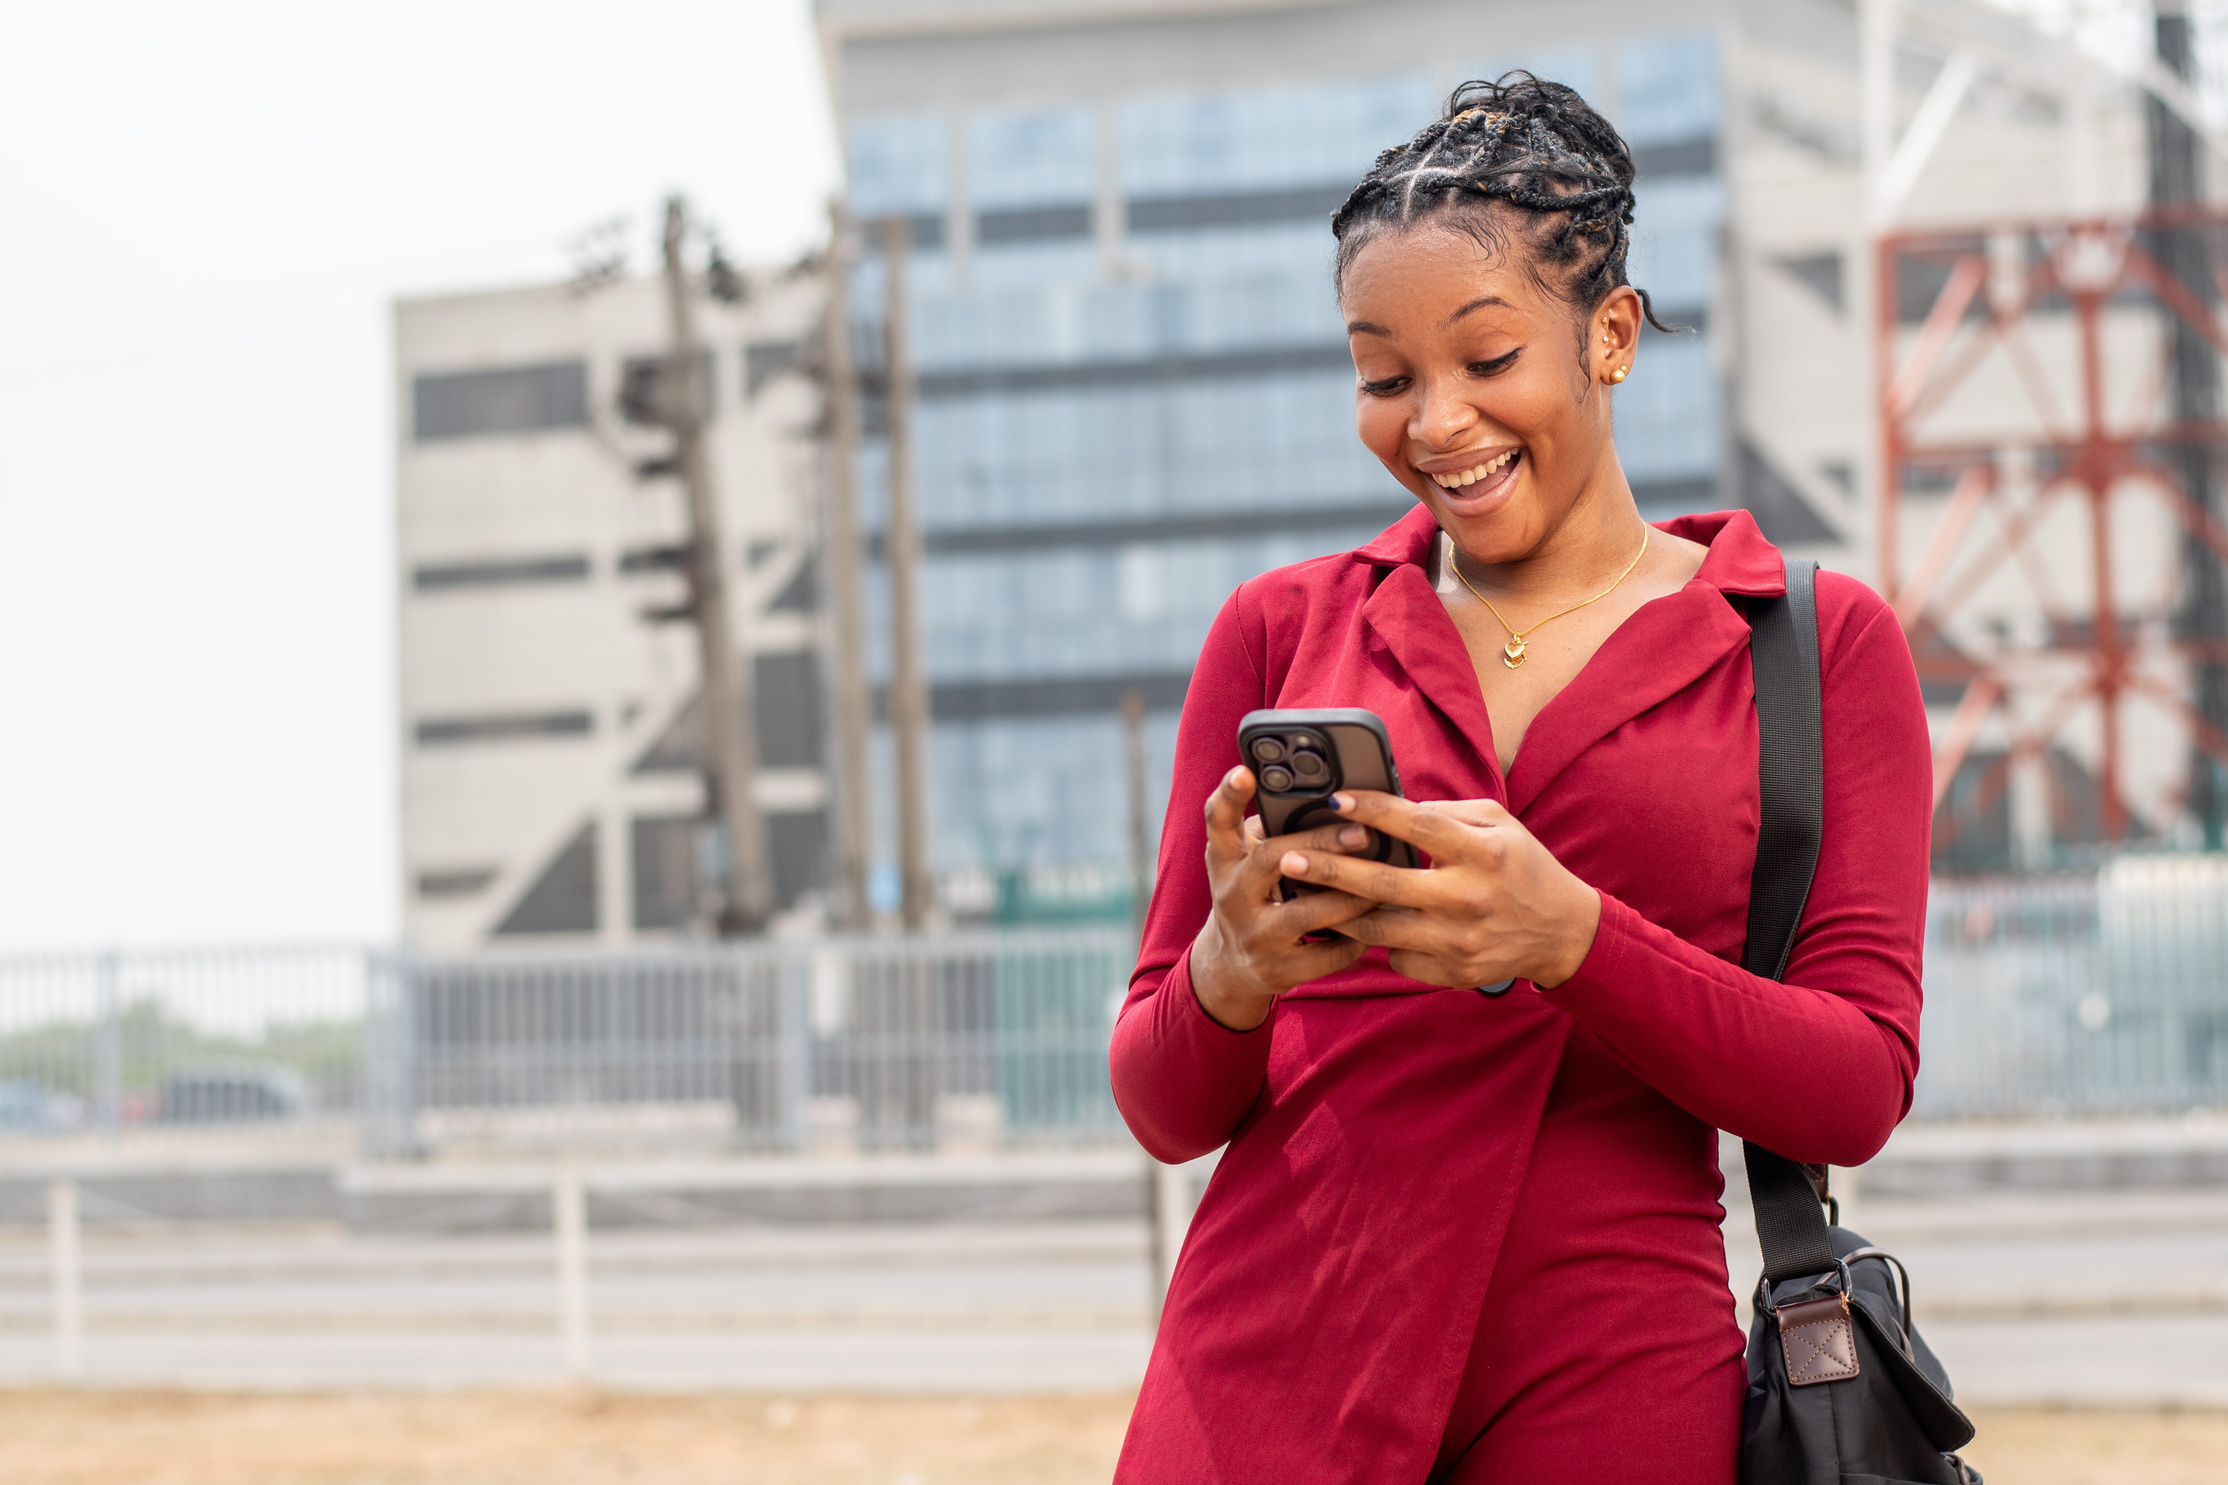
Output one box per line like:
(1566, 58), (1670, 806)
(1877, 202), (2228, 858)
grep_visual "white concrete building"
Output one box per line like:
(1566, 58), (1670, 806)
(394, 270), (828, 952)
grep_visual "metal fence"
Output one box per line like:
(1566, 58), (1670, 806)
(0, 932), (1135, 1159)
(0, 861), (2224, 1157)
(1915, 856), (2228, 1118)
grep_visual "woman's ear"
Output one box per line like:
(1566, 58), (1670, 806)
(1592, 285), (1643, 386)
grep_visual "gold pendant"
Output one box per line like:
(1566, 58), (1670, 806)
(1502, 638), (1527, 669)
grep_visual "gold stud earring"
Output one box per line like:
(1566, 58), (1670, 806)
(1610, 365), (1628, 384)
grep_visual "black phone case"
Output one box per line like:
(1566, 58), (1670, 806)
(1237, 708), (1418, 892)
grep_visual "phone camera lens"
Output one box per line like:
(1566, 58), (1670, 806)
(1250, 737), (1286, 764)
(1260, 765), (1294, 792)
(1290, 749), (1328, 782)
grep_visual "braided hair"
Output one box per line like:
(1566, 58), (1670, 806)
(1332, 73), (1676, 335)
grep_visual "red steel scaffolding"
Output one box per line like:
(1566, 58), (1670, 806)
(1877, 205), (2228, 855)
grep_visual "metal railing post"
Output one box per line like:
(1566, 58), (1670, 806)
(92, 951), (121, 1135)
(48, 1178), (82, 1379)
(781, 945), (816, 1153)
(361, 948), (420, 1160)
(554, 1164), (591, 1380)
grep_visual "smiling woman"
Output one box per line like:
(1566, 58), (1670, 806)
(1108, 76), (1934, 1485)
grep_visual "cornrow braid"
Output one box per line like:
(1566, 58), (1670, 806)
(1332, 72), (1678, 334)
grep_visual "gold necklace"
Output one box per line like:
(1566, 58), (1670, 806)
(1447, 527), (1652, 669)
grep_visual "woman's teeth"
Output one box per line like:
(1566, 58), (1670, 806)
(1431, 449), (1518, 488)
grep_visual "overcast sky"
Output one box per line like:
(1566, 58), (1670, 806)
(0, 1), (837, 950)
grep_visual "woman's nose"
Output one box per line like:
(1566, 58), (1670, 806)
(1409, 377), (1478, 449)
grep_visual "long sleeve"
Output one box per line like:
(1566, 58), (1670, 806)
(1110, 589), (1276, 1163)
(1545, 590), (1930, 1165)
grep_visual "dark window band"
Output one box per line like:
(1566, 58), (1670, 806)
(1633, 136), (1718, 179)
(618, 544), (689, 573)
(1127, 183), (1351, 234)
(413, 361), (588, 442)
(875, 670), (1194, 724)
(883, 500), (1413, 558)
(416, 867), (498, 899)
(412, 555), (590, 591)
(416, 711), (594, 746)
(978, 203), (1092, 244)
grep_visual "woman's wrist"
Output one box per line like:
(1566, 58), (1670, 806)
(1189, 925), (1277, 1032)
(1530, 881), (1603, 989)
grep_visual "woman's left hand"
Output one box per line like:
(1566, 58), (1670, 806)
(1275, 792), (1603, 989)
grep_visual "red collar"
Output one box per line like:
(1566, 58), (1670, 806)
(1350, 503), (1786, 597)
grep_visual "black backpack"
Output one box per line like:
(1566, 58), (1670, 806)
(1739, 560), (1982, 1485)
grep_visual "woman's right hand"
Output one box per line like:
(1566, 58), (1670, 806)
(1188, 766), (1377, 1031)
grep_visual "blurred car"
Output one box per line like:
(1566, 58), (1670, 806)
(0, 1080), (86, 1132)
(157, 1066), (310, 1124)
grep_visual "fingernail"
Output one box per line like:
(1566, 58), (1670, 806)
(1282, 852), (1308, 873)
(1228, 767), (1247, 785)
(1339, 826), (1368, 847)
(1332, 793), (1354, 811)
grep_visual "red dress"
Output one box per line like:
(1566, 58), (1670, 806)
(1110, 507), (1930, 1483)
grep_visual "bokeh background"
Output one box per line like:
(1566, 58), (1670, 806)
(3, 2), (2227, 1482)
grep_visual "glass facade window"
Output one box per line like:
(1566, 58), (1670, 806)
(892, 372), (1385, 535)
(847, 114), (947, 216)
(969, 107), (1096, 208)
(970, 238), (1102, 291)
(1616, 335), (1722, 492)
(1627, 176), (1726, 315)
(1616, 31), (1722, 147)
(1118, 73), (1434, 195)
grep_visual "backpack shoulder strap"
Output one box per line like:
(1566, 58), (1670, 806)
(1742, 558), (1840, 1284)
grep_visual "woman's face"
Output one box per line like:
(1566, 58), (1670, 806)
(1341, 216), (1639, 563)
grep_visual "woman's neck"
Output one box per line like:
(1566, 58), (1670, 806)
(1442, 472), (1652, 605)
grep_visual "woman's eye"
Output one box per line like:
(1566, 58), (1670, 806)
(1467, 349), (1521, 377)
(1358, 375), (1409, 397)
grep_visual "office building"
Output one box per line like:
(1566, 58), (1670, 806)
(818, 0), (2188, 894)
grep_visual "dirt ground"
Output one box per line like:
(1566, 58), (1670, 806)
(0, 1391), (2221, 1484)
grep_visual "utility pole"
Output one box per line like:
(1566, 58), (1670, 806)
(661, 195), (775, 932)
(881, 216), (934, 930)
(2151, 5), (2228, 848)
(822, 202), (874, 931)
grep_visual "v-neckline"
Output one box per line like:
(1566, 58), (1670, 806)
(1357, 523), (1766, 815)
(1423, 528), (1641, 784)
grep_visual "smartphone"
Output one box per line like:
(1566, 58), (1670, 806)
(1236, 708), (1417, 896)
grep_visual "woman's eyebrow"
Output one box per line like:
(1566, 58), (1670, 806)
(1345, 319), (1394, 337)
(1442, 295), (1513, 328)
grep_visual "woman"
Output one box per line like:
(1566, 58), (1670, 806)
(1110, 76), (1930, 1483)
